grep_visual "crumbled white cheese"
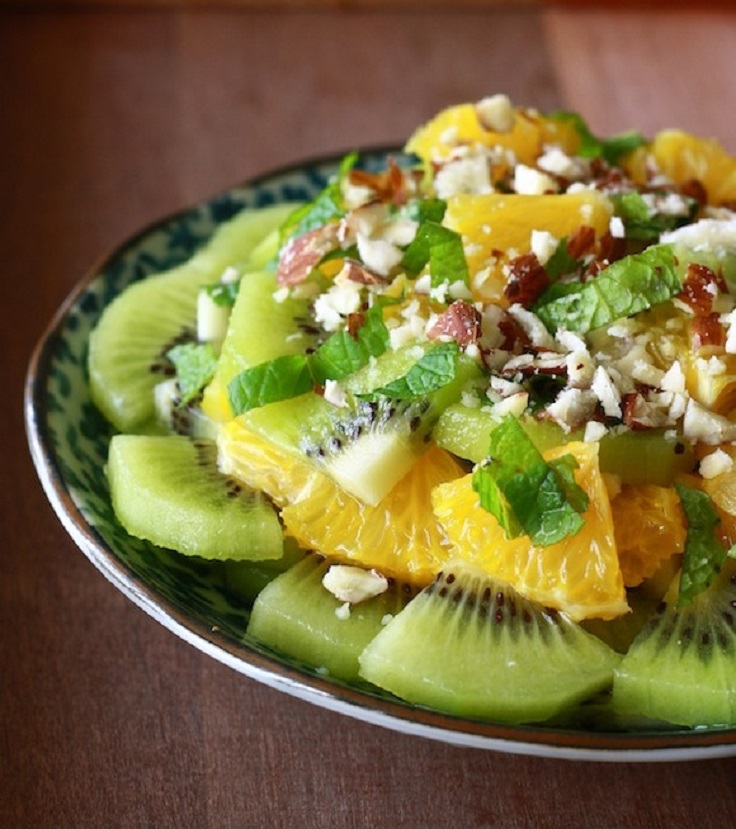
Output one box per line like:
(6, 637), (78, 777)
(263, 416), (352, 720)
(584, 421), (607, 443)
(506, 303), (556, 350)
(537, 146), (582, 179)
(725, 309), (736, 354)
(700, 449), (734, 479)
(313, 277), (363, 332)
(492, 391), (529, 418)
(323, 379), (348, 408)
(378, 216), (419, 247)
(591, 365), (622, 419)
(356, 232), (402, 276)
(661, 218), (736, 256)
(434, 154), (493, 199)
(322, 564), (389, 604)
(566, 350), (595, 389)
(546, 388), (598, 432)
(513, 164), (559, 195)
(609, 216), (626, 239)
(682, 399), (736, 444)
(660, 360), (687, 393)
(381, 614), (394, 626)
(475, 94), (515, 133)
(530, 229), (558, 266)
(448, 279), (473, 301)
(335, 602), (351, 621)
(220, 265), (240, 283)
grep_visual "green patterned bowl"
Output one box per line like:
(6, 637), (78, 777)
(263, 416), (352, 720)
(24, 152), (736, 761)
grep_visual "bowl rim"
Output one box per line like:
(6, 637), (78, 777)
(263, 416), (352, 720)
(24, 150), (736, 763)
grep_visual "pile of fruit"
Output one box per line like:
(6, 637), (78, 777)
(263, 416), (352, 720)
(89, 95), (736, 728)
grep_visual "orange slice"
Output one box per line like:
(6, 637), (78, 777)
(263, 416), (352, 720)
(444, 191), (613, 302)
(650, 129), (736, 205)
(281, 446), (464, 585)
(405, 102), (544, 166)
(217, 416), (317, 507)
(431, 442), (628, 621)
(610, 484), (686, 588)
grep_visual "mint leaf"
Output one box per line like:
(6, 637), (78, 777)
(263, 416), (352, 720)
(228, 354), (313, 415)
(310, 304), (389, 384)
(204, 281), (240, 308)
(545, 237), (581, 280)
(675, 484), (729, 607)
(401, 221), (469, 288)
(612, 191), (697, 241)
(167, 343), (218, 406)
(472, 416), (588, 546)
(359, 342), (459, 401)
(280, 151), (358, 243)
(403, 197), (447, 224)
(534, 243), (682, 334)
(548, 111), (647, 165)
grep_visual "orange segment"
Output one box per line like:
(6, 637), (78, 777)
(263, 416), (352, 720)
(281, 446), (464, 585)
(445, 191), (613, 302)
(610, 484), (686, 588)
(431, 442), (628, 621)
(405, 102), (544, 166)
(650, 129), (736, 205)
(218, 416), (317, 507)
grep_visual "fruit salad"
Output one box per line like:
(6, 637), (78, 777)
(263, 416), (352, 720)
(89, 95), (736, 729)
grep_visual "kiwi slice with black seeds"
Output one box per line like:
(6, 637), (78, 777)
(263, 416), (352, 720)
(358, 563), (620, 724)
(107, 434), (283, 561)
(240, 344), (481, 506)
(247, 553), (416, 682)
(612, 561), (736, 727)
(89, 203), (298, 433)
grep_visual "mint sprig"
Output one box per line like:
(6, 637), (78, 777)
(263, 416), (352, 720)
(675, 484), (734, 607)
(401, 221), (469, 289)
(228, 354), (314, 415)
(279, 151), (359, 244)
(534, 243), (682, 334)
(204, 281), (240, 308)
(310, 304), (389, 384)
(358, 342), (459, 401)
(167, 343), (218, 406)
(612, 192), (697, 241)
(472, 415), (589, 546)
(548, 111), (647, 165)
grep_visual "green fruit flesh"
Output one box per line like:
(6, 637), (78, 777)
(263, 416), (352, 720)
(223, 538), (306, 603)
(210, 268), (318, 416)
(612, 563), (736, 727)
(358, 564), (620, 724)
(107, 434), (283, 560)
(247, 554), (414, 682)
(433, 404), (695, 485)
(241, 345), (481, 505)
(89, 203), (298, 433)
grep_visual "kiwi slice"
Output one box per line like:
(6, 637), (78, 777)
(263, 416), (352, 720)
(239, 344), (481, 506)
(612, 562), (736, 727)
(433, 403), (695, 486)
(107, 434), (283, 561)
(358, 563), (620, 724)
(223, 538), (306, 603)
(89, 203), (298, 433)
(247, 554), (415, 682)
(202, 268), (320, 422)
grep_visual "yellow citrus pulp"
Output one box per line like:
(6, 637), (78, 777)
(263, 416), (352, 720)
(650, 129), (736, 206)
(444, 191), (613, 303)
(431, 442), (628, 622)
(610, 484), (687, 588)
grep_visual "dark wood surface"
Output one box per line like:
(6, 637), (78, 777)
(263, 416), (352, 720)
(4, 7), (736, 827)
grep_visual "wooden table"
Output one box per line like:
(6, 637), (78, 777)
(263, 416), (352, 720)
(4, 6), (736, 827)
